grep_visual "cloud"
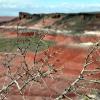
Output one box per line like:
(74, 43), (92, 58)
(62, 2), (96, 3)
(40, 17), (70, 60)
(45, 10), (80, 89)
(49, 2), (100, 9)
(0, 0), (41, 15)
(47, 2), (100, 13)
(0, 0), (100, 16)
(0, 0), (39, 9)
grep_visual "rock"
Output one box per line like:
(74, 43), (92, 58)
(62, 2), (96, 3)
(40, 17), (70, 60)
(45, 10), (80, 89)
(19, 12), (32, 19)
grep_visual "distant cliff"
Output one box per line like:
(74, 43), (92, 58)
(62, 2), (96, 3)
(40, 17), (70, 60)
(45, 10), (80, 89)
(1, 12), (100, 31)
(19, 12), (44, 19)
(18, 12), (100, 19)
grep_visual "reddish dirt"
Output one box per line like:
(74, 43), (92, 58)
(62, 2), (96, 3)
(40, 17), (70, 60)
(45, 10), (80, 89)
(0, 16), (15, 22)
(43, 34), (100, 44)
(0, 45), (99, 100)
(4, 32), (17, 38)
(0, 32), (100, 99)
(1, 30), (100, 43)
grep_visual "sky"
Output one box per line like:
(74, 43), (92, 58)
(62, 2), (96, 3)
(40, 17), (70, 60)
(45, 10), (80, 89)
(0, 0), (100, 16)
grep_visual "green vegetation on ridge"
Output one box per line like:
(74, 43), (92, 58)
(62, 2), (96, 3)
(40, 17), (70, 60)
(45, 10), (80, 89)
(0, 36), (55, 53)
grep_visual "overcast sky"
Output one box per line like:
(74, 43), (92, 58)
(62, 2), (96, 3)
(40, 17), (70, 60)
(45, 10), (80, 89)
(0, 0), (100, 16)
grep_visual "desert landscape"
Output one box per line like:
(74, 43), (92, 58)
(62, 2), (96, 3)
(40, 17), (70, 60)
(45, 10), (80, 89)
(0, 11), (100, 100)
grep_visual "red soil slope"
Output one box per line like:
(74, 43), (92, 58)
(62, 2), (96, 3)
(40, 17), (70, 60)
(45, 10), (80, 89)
(0, 30), (100, 99)
(44, 34), (100, 44)
(0, 45), (99, 100)
(4, 31), (100, 44)
(0, 16), (15, 22)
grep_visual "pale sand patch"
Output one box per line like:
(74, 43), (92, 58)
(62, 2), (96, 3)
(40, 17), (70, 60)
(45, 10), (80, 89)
(68, 42), (94, 48)
(84, 31), (100, 36)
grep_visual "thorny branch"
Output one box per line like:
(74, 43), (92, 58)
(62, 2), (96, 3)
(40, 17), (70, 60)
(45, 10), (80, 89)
(0, 25), (58, 100)
(55, 42), (100, 100)
(0, 25), (100, 100)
